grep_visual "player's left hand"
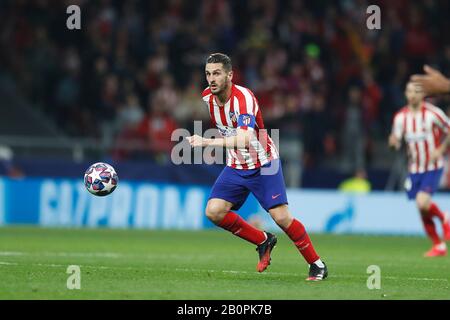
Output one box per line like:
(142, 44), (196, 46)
(186, 135), (207, 147)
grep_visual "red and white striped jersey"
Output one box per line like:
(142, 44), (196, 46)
(392, 101), (450, 174)
(202, 83), (279, 170)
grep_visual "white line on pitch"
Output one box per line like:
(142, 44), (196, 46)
(1, 259), (448, 283)
(0, 261), (18, 265)
(173, 267), (448, 282)
(0, 251), (216, 259)
(0, 251), (24, 256)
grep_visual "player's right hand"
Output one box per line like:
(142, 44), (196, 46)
(388, 134), (400, 150)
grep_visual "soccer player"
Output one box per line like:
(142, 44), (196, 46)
(389, 81), (450, 257)
(186, 53), (327, 280)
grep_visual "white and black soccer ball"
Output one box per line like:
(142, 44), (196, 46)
(84, 162), (118, 196)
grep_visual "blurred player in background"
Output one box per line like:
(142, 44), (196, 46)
(187, 53), (327, 280)
(389, 81), (450, 257)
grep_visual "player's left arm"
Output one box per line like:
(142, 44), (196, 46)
(431, 132), (450, 162)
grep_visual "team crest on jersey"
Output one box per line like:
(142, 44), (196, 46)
(242, 115), (251, 126)
(229, 111), (237, 124)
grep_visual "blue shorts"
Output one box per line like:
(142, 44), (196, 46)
(405, 169), (443, 200)
(209, 159), (288, 212)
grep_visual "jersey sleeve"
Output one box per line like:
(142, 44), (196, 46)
(235, 87), (259, 131)
(392, 112), (404, 140)
(202, 87), (212, 103)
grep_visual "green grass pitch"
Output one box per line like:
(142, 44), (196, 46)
(0, 226), (449, 299)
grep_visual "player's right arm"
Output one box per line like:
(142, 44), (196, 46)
(389, 112), (404, 151)
(186, 129), (251, 149)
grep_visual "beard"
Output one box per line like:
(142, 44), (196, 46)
(210, 82), (228, 95)
(210, 84), (220, 94)
(409, 98), (421, 105)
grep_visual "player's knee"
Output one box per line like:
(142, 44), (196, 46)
(205, 202), (228, 224)
(274, 215), (293, 229)
(416, 199), (429, 213)
(269, 205), (293, 229)
(416, 194), (430, 213)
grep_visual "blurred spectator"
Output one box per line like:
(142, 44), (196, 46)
(277, 94), (303, 188)
(137, 97), (179, 164)
(338, 169), (372, 193)
(0, 146), (25, 179)
(115, 93), (145, 132)
(175, 74), (210, 132)
(341, 86), (366, 173)
(302, 94), (330, 168)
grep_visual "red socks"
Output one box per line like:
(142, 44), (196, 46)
(283, 219), (319, 264)
(219, 213), (320, 265)
(421, 215), (441, 245)
(421, 202), (446, 245)
(428, 203), (446, 223)
(218, 212), (267, 245)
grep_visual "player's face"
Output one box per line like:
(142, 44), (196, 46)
(205, 63), (232, 95)
(405, 82), (425, 105)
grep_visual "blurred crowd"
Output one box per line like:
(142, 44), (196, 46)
(1, 0), (450, 177)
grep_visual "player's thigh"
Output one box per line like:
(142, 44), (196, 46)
(208, 167), (251, 212)
(415, 169), (442, 211)
(248, 159), (288, 212)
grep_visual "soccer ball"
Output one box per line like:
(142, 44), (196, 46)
(84, 162), (118, 196)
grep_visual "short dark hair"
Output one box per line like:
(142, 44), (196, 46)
(206, 53), (232, 72)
